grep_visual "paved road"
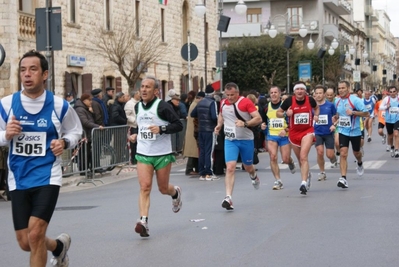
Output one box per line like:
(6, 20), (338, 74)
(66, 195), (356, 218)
(1, 129), (398, 266)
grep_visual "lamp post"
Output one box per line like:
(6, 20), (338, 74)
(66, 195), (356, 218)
(195, 0), (247, 91)
(266, 14), (308, 94)
(307, 31), (339, 86)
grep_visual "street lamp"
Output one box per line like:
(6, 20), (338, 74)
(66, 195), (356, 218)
(195, 0), (247, 91)
(266, 14), (308, 94)
(307, 30), (339, 86)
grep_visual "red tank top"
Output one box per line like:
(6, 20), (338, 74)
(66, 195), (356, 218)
(289, 96), (314, 133)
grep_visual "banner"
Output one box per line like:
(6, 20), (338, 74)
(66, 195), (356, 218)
(298, 61), (312, 83)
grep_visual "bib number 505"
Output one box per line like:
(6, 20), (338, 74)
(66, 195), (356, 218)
(14, 142), (43, 156)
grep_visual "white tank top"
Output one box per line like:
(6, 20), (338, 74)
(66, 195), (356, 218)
(136, 99), (172, 156)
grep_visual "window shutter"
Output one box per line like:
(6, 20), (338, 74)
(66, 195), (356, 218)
(116, 77), (122, 92)
(82, 73), (92, 94)
(168, 81), (174, 90)
(65, 71), (72, 96)
(193, 76), (199, 92)
(102, 75), (107, 93)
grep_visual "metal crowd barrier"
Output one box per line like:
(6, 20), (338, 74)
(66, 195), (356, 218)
(61, 125), (131, 186)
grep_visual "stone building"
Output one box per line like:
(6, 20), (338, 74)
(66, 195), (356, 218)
(0, 0), (218, 98)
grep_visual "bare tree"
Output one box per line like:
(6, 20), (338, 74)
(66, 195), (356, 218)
(95, 16), (165, 91)
(262, 70), (276, 93)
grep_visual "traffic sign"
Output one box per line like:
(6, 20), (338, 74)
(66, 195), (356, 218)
(353, 70), (361, 82)
(0, 44), (5, 67)
(181, 43), (198, 61)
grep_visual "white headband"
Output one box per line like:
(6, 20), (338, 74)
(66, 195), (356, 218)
(293, 84), (306, 91)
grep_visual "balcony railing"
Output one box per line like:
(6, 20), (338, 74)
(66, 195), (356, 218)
(19, 12), (36, 40)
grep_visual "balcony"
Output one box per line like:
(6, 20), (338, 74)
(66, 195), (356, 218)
(323, 0), (351, 15)
(18, 12), (36, 40)
(323, 24), (339, 41)
(365, 28), (380, 42)
(222, 23), (262, 38)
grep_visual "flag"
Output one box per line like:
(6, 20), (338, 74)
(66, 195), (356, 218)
(159, 0), (168, 5)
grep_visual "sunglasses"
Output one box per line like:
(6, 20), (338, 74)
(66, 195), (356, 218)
(389, 91), (396, 93)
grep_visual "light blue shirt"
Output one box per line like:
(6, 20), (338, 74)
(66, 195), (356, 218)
(335, 95), (367, 137)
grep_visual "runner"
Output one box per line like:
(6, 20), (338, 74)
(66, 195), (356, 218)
(363, 90), (377, 142)
(214, 82), (262, 210)
(260, 86), (295, 190)
(334, 81), (369, 189)
(379, 85), (399, 158)
(313, 85), (338, 181)
(374, 93), (388, 150)
(277, 81), (319, 195)
(130, 76), (183, 237)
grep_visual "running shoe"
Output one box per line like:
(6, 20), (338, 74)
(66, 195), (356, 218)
(251, 175), (260, 189)
(367, 136), (371, 142)
(299, 184), (307, 195)
(221, 196), (234, 210)
(318, 172), (327, 181)
(288, 158), (296, 174)
(395, 151), (399, 159)
(391, 148), (395, 158)
(386, 145), (391, 152)
(356, 164), (364, 176)
(272, 180), (283, 190)
(135, 220), (150, 237)
(172, 186), (182, 213)
(205, 174), (220, 181)
(199, 176), (206, 181)
(382, 134), (387, 144)
(337, 177), (348, 188)
(306, 172), (312, 190)
(50, 233), (71, 267)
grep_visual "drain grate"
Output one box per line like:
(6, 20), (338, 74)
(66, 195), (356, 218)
(55, 206), (97, 211)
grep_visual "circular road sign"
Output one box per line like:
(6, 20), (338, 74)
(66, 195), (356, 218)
(0, 44), (5, 67)
(181, 43), (198, 62)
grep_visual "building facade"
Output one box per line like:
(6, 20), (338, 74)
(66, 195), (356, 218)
(0, 0), (218, 99)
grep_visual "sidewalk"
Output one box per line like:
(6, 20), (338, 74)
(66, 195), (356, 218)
(60, 156), (187, 193)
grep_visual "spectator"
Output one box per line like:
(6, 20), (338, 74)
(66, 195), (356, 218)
(103, 87), (115, 111)
(110, 92), (129, 163)
(65, 92), (75, 107)
(191, 85), (218, 180)
(183, 91), (205, 175)
(125, 90), (141, 164)
(74, 93), (104, 173)
(91, 88), (109, 126)
(167, 93), (181, 154)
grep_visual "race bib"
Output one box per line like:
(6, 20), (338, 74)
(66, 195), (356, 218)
(269, 118), (284, 129)
(389, 107), (399, 114)
(12, 132), (46, 157)
(138, 127), (156, 141)
(382, 111), (386, 118)
(338, 116), (351, 128)
(224, 126), (236, 139)
(365, 104), (372, 111)
(294, 113), (309, 125)
(316, 114), (328, 125)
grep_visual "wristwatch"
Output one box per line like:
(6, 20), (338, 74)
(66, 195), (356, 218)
(62, 138), (70, 149)
(161, 125), (167, 133)
(244, 122), (248, 128)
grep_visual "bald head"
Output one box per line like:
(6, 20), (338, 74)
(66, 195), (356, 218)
(326, 88), (335, 102)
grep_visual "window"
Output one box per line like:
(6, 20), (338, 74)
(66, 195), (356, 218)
(287, 6), (303, 29)
(105, 76), (115, 88)
(105, 0), (111, 31)
(205, 22), (209, 52)
(161, 9), (165, 42)
(69, 0), (76, 23)
(19, 0), (33, 13)
(247, 8), (262, 23)
(135, 0), (140, 36)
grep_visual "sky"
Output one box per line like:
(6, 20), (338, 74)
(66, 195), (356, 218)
(372, 0), (399, 37)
